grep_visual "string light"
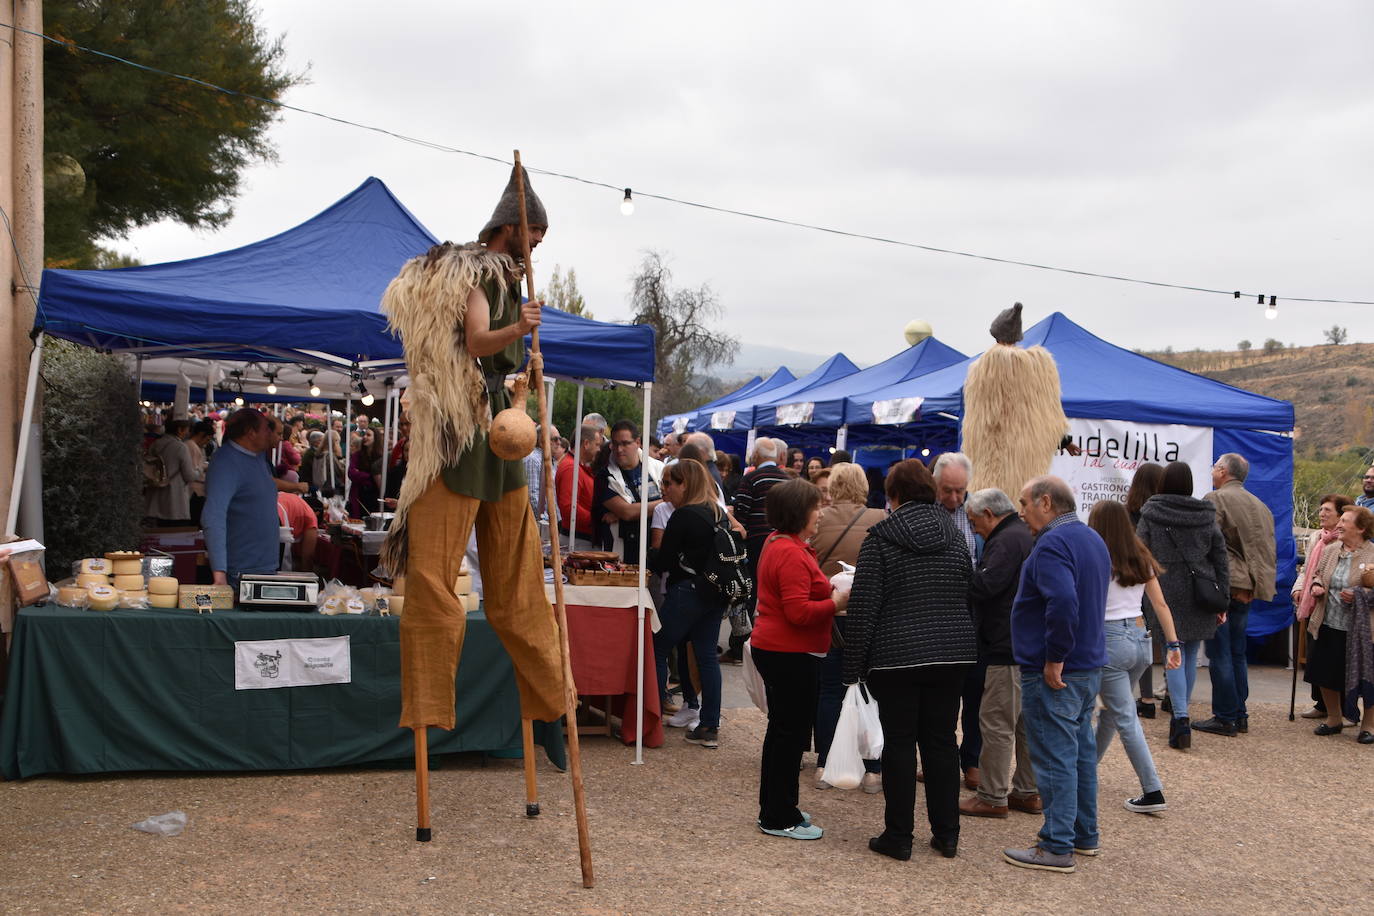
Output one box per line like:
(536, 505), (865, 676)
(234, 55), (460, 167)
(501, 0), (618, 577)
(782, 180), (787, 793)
(264, 369), (278, 394)
(1265, 295), (1278, 320)
(304, 368), (321, 398)
(15, 21), (1374, 309)
(358, 380), (374, 407)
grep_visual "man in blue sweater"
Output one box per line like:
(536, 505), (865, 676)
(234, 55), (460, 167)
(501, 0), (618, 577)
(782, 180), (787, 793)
(1003, 476), (1109, 874)
(204, 408), (281, 586)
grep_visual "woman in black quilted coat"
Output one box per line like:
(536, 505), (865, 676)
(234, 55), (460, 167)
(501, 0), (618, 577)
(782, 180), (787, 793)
(842, 459), (975, 861)
(1135, 461), (1229, 749)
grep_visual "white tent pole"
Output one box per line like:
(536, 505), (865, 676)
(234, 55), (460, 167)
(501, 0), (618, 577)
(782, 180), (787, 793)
(6, 332), (45, 536)
(745, 428), (757, 464)
(634, 381), (652, 765)
(568, 382), (585, 552)
(344, 393), (353, 507)
(836, 424), (848, 453)
(379, 383), (392, 512)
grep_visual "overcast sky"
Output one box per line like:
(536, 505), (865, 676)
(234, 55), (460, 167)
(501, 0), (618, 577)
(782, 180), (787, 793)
(123, 1), (1374, 368)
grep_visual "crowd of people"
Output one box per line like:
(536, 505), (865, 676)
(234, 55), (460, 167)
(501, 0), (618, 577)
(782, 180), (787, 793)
(137, 401), (1374, 869)
(555, 419), (1372, 871)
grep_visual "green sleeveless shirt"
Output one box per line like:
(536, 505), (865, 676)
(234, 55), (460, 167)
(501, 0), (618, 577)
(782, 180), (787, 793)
(439, 274), (528, 501)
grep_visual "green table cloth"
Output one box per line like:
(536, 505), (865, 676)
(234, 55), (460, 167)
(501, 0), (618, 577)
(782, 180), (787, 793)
(0, 605), (565, 779)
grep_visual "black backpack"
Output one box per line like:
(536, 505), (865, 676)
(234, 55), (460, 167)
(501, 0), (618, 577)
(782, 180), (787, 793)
(683, 509), (754, 632)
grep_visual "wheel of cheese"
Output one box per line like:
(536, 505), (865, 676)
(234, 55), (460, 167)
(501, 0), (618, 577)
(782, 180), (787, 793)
(56, 585), (90, 607)
(77, 572), (111, 588)
(453, 573), (473, 595)
(386, 595), (404, 616)
(111, 559), (143, 576)
(118, 589), (148, 605)
(320, 595), (344, 616)
(87, 585), (120, 611)
(149, 592), (178, 608)
(114, 574), (146, 591)
(461, 592), (481, 612)
(80, 558), (110, 575)
(148, 576), (180, 595)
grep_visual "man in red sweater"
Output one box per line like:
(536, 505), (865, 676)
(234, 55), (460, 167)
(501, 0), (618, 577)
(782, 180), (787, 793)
(555, 424), (598, 549)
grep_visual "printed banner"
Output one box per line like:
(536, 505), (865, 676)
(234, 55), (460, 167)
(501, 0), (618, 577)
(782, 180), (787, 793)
(234, 636), (352, 690)
(871, 396), (923, 426)
(1050, 418), (1213, 521)
(774, 402), (815, 426)
(709, 410), (736, 430)
(671, 416), (690, 435)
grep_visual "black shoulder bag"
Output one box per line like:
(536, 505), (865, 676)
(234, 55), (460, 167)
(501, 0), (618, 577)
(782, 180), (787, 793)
(1163, 526), (1229, 613)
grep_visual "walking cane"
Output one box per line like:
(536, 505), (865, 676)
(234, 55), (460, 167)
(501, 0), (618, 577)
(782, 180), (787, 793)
(514, 150), (595, 888)
(1288, 617), (1299, 721)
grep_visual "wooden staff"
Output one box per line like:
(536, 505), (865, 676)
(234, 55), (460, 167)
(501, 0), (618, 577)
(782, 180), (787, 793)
(514, 149), (594, 888)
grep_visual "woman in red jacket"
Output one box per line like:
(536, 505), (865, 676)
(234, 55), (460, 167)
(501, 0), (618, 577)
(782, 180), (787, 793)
(751, 478), (846, 840)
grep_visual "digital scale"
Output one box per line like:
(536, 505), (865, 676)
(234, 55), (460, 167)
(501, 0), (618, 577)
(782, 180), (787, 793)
(238, 571), (321, 610)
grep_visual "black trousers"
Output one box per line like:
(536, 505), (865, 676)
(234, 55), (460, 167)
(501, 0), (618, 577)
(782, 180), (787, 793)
(752, 647), (821, 830)
(867, 664), (969, 846)
(959, 657), (987, 771)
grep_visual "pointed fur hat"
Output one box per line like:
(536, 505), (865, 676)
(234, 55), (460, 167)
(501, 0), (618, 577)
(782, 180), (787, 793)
(478, 164), (548, 243)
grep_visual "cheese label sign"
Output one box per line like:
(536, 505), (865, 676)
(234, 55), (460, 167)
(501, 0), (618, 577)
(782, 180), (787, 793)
(1051, 418), (1213, 521)
(234, 636), (352, 690)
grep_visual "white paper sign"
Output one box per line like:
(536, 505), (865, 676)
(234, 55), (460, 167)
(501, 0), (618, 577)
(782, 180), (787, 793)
(234, 636), (352, 690)
(774, 402), (814, 426)
(671, 416), (690, 434)
(871, 396), (924, 425)
(709, 410), (736, 430)
(1051, 418), (1213, 521)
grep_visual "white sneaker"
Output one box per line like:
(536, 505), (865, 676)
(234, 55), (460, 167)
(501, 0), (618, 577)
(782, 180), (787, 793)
(666, 705), (700, 728)
(860, 772), (883, 794)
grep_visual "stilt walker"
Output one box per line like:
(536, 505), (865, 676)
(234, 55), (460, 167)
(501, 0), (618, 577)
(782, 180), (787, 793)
(378, 160), (593, 886)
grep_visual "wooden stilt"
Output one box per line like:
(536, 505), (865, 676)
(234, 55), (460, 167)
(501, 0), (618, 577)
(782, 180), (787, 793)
(522, 717), (541, 817)
(414, 727), (432, 842)
(514, 150), (594, 888)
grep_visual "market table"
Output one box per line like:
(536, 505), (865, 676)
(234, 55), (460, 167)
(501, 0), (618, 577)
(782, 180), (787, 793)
(0, 605), (565, 780)
(546, 584), (663, 749)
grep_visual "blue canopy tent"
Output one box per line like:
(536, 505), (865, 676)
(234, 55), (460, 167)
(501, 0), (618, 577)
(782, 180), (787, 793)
(656, 372), (768, 440)
(752, 337), (967, 454)
(845, 313), (1297, 640)
(35, 177), (656, 383)
(20, 176), (663, 761)
(696, 354), (860, 459)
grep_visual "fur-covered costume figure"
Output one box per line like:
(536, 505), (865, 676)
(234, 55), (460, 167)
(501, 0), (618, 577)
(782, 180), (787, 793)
(962, 303), (1070, 499)
(379, 166), (565, 731)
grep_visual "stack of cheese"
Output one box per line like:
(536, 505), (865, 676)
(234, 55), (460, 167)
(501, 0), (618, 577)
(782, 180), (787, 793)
(148, 575), (181, 608)
(72, 555), (121, 610)
(106, 551), (147, 607)
(454, 560), (479, 612)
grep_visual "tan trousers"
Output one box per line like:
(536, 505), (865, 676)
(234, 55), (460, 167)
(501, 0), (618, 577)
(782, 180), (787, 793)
(399, 478), (566, 730)
(976, 663), (1038, 806)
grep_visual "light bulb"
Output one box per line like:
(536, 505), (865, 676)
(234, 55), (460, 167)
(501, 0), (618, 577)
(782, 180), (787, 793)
(309, 384), (321, 397)
(620, 188), (634, 216)
(921, 447), (931, 457)
(361, 392), (375, 407)
(234, 395), (245, 406)
(1265, 305), (1277, 320)
(266, 382), (277, 394)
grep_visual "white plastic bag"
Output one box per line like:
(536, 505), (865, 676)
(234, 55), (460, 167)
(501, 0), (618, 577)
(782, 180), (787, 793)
(853, 683), (884, 759)
(132, 810), (187, 836)
(823, 691), (865, 790)
(829, 560), (855, 597)
(741, 639), (768, 714)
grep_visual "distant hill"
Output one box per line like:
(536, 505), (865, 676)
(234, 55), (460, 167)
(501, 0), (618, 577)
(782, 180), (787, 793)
(1142, 342), (1374, 455)
(710, 342), (835, 381)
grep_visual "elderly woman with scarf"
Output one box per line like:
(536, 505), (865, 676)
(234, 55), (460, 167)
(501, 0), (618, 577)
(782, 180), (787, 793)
(1292, 494), (1353, 720)
(1304, 505), (1374, 744)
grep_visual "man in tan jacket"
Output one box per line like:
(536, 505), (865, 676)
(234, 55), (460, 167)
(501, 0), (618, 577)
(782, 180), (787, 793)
(1195, 453), (1275, 737)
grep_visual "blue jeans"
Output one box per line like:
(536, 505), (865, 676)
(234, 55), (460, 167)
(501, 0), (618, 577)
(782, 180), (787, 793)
(814, 618), (880, 772)
(653, 580), (723, 728)
(1205, 599), (1250, 722)
(1162, 640), (1201, 720)
(1021, 669), (1101, 856)
(1095, 621), (1162, 794)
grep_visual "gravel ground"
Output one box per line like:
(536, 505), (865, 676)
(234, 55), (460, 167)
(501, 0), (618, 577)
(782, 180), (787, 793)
(3, 668), (1373, 915)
